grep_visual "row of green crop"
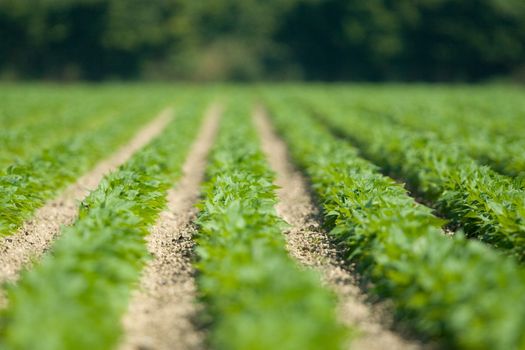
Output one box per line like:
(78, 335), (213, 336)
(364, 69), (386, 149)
(460, 137), (525, 179)
(320, 85), (525, 140)
(0, 85), (74, 128)
(0, 86), (188, 170)
(0, 85), (137, 130)
(263, 93), (525, 350)
(195, 98), (346, 350)
(1, 86), (105, 168)
(0, 93), (176, 236)
(385, 114), (525, 179)
(0, 101), (119, 170)
(301, 94), (525, 262)
(0, 97), (209, 350)
(290, 85), (525, 178)
(336, 88), (525, 178)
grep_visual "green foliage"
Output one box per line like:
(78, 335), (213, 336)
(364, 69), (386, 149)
(0, 88), (175, 236)
(302, 89), (525, 262)
(195, 98), (346, 350)
(2, 83), (525, 349)
(264, 92), (525, 349)
(0, 97), (208, 350)
(0, 85), (138, 169)
(333, 86), (525, 177)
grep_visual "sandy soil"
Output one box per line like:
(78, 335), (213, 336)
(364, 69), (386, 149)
(254, 107), (422, 350)
(119, 103), (222, 350)
(0, 108), (173, 309)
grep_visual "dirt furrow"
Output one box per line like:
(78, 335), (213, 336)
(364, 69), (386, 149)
(0, 108), (173, 308)
(253, 107), (422, 350)
(120, 103), (221, 350)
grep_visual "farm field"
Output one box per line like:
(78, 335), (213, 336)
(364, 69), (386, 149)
(0, 83), (524, 350)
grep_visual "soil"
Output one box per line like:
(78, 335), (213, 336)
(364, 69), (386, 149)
(253, 106), (423, 350)
(119, 103), (221, 350)
(0, 108), (173, 309)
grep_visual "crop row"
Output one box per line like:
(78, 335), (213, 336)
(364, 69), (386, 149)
(264, 93), (525, 350)
(302, 94), (525, 262)
(0, 85), (157, 129)
(0, 101), (122, 170)
(345, 91), (525, 178)
(0, 97), (209, 350)
(0, 95), (175, 236)
(293, 86), (525, 178)
(322, 85), (525, 140)
(387, 114), (525, 179)
(0, 85), (82, 128)
(195, 98), (346, 350)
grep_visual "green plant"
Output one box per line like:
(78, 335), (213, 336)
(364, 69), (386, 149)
(0, 97), (209, 350)
(264, 92), (525, 350)
(195, 97), (346, 350)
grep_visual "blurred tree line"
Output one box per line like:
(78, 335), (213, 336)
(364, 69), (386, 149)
(1, 0), (524, 81)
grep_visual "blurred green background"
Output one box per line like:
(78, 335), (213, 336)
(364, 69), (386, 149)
(1, 0), (524, 82)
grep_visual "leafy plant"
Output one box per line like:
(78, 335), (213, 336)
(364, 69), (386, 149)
(195, 97), (346, 350)
(305, 92), (525, 262)
(265, 92), (525, 350)
(0, 90), (173, 236)
(0, 97), (208, 350)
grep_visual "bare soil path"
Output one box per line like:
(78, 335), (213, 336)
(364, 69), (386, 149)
(120, 103), (222, 350)
(254, 107), (422, 350)
(0, 108), (173, 308)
